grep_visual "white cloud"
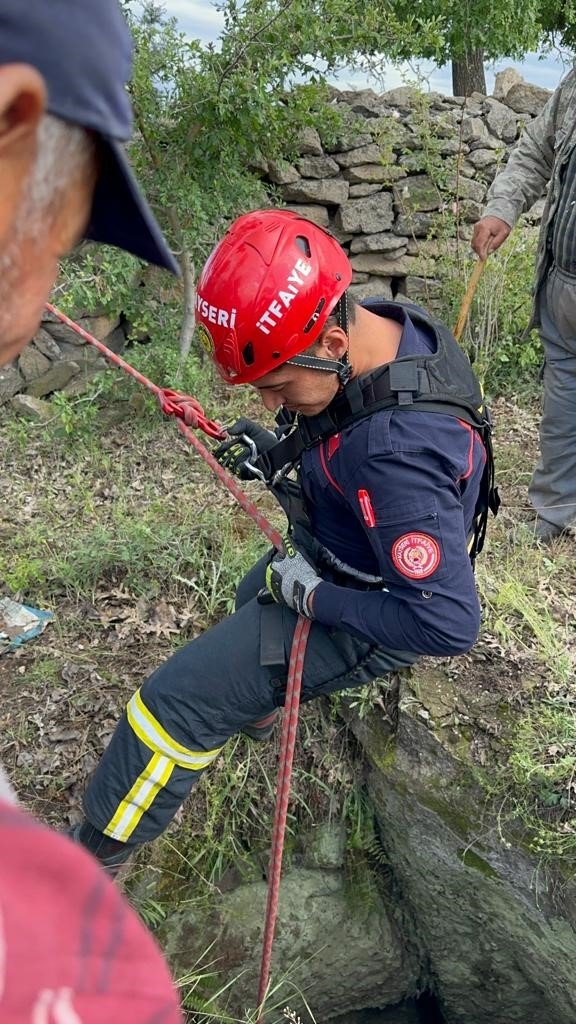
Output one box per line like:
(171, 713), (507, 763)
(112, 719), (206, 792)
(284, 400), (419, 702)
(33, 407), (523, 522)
(163, 0), (224, 40)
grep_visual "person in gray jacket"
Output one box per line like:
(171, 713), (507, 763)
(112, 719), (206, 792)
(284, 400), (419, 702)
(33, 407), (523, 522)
(472, 68), (576, 543)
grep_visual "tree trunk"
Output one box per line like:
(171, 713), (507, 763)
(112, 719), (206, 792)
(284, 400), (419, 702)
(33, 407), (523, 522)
(452, 48), (486, 96)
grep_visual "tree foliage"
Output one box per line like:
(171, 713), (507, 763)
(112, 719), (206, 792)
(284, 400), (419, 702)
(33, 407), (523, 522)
(364, 0), (575, 96)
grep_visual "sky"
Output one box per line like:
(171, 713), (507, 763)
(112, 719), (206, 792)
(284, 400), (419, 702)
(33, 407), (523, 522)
(161, 0), (570, 95)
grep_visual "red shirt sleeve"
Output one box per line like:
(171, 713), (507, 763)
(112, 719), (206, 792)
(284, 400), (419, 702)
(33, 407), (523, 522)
(0, 800), (183, 1023)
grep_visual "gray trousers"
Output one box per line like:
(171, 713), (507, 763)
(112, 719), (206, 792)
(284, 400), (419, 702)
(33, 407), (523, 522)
(529, 265), (576, 528)
(83, 556), (417, 845)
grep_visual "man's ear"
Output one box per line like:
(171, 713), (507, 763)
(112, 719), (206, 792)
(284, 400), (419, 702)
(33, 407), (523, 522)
(0, 64), (46, 236)
(318, 323), (349, 361)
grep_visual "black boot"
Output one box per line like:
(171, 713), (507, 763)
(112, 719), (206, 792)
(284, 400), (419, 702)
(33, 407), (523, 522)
(66, 820), (134, 879)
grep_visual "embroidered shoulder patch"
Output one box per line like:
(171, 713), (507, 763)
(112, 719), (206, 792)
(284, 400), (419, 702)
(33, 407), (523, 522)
(391, 532), (440, 579)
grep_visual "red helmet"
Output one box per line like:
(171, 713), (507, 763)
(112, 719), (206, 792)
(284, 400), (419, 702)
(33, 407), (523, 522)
(195, 209), (352, 384)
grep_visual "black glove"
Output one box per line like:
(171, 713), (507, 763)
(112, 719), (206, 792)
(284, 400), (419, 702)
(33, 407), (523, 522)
(214, 418), (277, 480)
(265, 536), (322, 617)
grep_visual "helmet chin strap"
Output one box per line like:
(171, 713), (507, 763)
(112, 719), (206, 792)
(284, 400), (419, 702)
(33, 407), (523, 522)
(286, 293), (352, 385)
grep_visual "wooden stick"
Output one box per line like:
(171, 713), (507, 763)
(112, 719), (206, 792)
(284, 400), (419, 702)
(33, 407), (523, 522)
(453, 258), (486, 341)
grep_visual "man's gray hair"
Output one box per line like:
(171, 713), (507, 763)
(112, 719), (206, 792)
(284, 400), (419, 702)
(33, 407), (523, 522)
(20, 113), (94, 232)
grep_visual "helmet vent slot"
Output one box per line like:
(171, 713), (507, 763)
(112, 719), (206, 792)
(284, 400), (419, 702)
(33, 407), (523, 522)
(303, 297), (326, 333)
(242, 342), (255, 365)
(295, 235), (312, 257)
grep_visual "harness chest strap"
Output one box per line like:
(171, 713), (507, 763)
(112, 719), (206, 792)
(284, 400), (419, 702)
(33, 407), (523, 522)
(255, 301), (499, 562)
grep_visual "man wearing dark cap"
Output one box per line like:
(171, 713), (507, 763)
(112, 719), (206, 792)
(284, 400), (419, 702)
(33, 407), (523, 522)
(0, 0), (178, 367)
(0, 1), (182, 1020)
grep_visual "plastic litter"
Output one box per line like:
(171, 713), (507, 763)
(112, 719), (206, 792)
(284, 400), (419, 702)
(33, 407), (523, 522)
(0, 597), (54, 654)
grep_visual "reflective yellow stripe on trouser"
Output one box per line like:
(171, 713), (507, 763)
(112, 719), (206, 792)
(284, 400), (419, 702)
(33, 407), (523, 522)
(104, 687), (223, 842)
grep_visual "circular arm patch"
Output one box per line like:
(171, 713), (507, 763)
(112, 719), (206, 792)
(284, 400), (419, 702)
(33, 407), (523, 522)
(391, 532), (441, 579)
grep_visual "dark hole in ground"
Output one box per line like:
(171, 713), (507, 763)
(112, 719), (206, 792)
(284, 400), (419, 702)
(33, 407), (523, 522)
(341, 993), (446, 1024)
(415, 992), (446, 1023)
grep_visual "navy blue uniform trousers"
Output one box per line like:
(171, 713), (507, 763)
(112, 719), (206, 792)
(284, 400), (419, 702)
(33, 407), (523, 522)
(83, 556), (417, 845)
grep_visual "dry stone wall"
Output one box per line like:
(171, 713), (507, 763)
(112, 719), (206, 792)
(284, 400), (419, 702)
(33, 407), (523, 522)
(270, 74), (549, 308)
(0, 71), (551, 408)
(0, 310), (129, 417)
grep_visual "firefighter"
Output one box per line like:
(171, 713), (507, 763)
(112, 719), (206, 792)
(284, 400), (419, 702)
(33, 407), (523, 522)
(70, 210), (495, 874)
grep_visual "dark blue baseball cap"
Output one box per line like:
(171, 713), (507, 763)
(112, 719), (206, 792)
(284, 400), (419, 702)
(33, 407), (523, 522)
(0, 0), (179, 275)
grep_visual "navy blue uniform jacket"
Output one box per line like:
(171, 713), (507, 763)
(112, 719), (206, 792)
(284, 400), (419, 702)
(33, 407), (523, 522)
(303, 303), (485, 657)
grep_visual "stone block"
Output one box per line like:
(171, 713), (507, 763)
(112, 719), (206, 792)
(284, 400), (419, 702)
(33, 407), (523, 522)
(78, 314), (121, 341)
(163, 865), (418, 1021)
(380, 86), (420, 109)
(348, 276), (393, 302)
(296, 154), (340, 179)
(53, 341), (102, 365)
(352, 252), (435, 277)
(281, 178), (349, 205)
(493, 67), (524, 101)
(296, 126), (323, 155)
(350, 253), (420, 276)
(9, 394), (53, 422)
(267, 159), (300, 184)
(393, 175), (442, 214)
(405, 238), (460, 259)
(466, 148), (499, 170)
(460, 160), (478, 178)
(393, 212), (440, 238)
(333, 144), (386, 168)
(32, 328), (62, 360)
(439, 139), (469, 156)
(26, 361), (80, 397)
(62, 364), (109, 396)
(349, 232), (408, 255)
(41, 312), (119, 347)
(301, 822), (346, 870)
(399, 151), (433, 173)
(460, 116), (492, 148)
(342, 163), (391, 184)
(349, 183), (383, 198)
(329, 226), (354, 245)
(457, 199), (483, 223)
(325, 131), (372, 154)
(335, 192), (394, 234)
(338, 89), (383, 119)
(447, 174), (487, 204)
(41, 319), (86, 347)
(370, 118), (418, 152)
(0, 363), (23, 403)
(17, 346), (52, 382)
(505, 82), (552, 117)
(403, 276), (444, 302)
(484, 97), (518, 143)
(347, 164), (406, 185)
(284, 204), (329, 227)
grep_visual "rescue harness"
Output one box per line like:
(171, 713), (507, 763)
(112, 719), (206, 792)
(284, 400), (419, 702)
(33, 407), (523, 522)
(249, 300), (500, 569)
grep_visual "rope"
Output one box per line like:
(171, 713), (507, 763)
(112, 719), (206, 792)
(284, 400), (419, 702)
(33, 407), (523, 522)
(256, 614), (310, 1021)
(46, 304), (307, 1019)
(45, 304), (224, 439)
